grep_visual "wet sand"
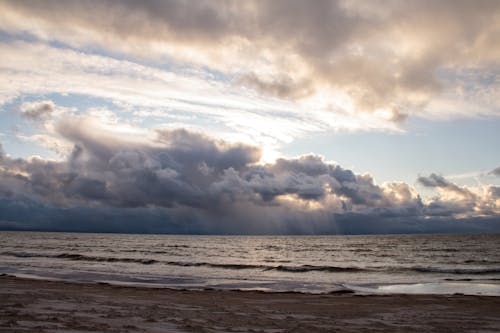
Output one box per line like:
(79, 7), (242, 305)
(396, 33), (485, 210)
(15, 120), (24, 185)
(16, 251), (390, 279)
(1, 275), (500, 332)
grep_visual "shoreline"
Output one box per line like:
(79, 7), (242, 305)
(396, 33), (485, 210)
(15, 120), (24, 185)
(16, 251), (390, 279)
(3, 271), (500, 296)
(2, 275), (500, 332)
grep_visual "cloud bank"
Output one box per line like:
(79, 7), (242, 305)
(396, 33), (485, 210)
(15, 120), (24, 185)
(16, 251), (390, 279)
(0, 112), (498, 234)
(1, 0), (499, 123)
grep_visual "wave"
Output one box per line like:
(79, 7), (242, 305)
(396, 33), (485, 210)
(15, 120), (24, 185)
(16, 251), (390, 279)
(463, 259), (500, 264)
(1, 251), (158, 265)
(166, 261), (369, 273)
(265, 265), (366, 273)
(55, 253), (158, 265)
(3, 251), (500, 275)
(164, 261), (264, 270)
(1, 251), (367, 272)
(266, 264), (499, 275)
(412, 266), (500, 275)
(165, 262), (366, 273)
(1, 251), (47, 258)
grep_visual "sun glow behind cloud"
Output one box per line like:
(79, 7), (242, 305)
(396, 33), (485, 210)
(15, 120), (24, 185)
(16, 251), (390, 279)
(0, 39), (409, 163)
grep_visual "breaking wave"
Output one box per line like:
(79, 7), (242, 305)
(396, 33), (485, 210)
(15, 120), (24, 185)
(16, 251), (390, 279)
(3, 251), (500, 275)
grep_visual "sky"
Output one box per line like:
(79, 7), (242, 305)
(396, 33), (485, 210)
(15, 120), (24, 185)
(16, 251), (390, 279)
(0, 0), (499, 234)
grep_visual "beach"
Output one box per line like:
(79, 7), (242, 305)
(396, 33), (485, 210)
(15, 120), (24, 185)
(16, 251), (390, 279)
(1, 275), (500, 333)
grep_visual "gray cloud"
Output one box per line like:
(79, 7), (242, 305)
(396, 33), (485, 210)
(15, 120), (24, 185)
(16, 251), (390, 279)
(0, 120), (498, 234)
(417, 173), (471, 196)
(490, 167), (500, 177)
(238, 73), (315, 100)
(416, 173), (500, 217)
(0, 196), (499, 235)
(1, 1), (499, 119)
(0, 2), (499, 234)
(18, 101), (55, 120)
(417, 174), (448, 188)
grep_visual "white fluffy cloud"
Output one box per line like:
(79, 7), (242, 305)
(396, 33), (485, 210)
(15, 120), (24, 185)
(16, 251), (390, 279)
(1, 0), (499, 124)
(0, 40), (404, 163)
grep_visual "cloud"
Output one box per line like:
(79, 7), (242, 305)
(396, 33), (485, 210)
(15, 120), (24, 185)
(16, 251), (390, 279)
(238, 73), (315, 100)
(418, 173), (499, 217)
(18, 100), (55, 120)
(0, 40), (350, 153)
(0, 192), (499, 235)
(490, 166), (500, 177)
(417, 173), (472, 198)
(1, 0), (499, 121)
(0, 3), (499, 234)
(0, 115), (498, 234)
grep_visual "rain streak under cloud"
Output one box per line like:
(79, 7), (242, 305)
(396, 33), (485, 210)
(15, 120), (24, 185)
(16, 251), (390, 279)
(0, 0), (499, 234)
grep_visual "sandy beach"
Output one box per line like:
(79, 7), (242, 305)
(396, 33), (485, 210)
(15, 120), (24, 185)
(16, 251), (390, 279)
(1, 275), (499, 332)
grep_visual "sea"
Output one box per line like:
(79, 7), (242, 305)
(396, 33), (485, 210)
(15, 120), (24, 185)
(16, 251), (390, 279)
(1, 232), (500, 296)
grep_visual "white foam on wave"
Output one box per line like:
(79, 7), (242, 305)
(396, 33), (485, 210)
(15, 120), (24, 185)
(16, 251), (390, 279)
(348, 282), (500, 296)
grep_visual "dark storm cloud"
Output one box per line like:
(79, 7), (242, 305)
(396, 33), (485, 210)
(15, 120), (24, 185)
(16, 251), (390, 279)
(42, 121), (262, 209)
(0, 121), (498, 234)
(0, 117), (399, 212)
(0, 196), (499, 235)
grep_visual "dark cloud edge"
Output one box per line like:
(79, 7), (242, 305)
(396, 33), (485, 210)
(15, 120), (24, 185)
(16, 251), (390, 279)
(0, 197), (499, 235)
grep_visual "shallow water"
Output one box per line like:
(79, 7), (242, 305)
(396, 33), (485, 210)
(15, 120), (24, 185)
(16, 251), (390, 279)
(1, 232), (499, 295)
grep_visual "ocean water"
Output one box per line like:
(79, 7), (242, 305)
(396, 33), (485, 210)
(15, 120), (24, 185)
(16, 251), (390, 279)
(1, 232), (500, 295)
